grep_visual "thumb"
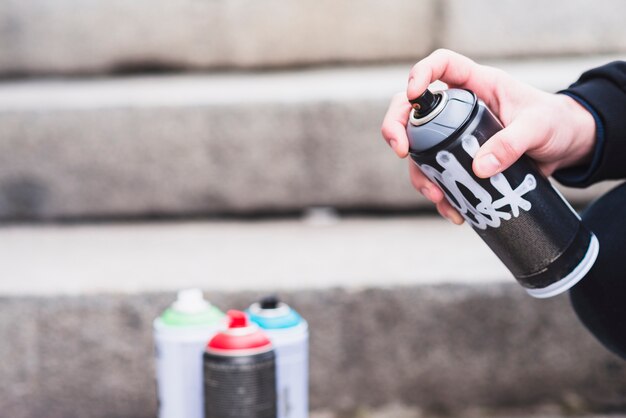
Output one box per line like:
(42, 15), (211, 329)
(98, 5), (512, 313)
(472, 117), (544, 178)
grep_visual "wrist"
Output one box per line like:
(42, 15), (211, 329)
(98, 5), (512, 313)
(558, 93), (597, 168)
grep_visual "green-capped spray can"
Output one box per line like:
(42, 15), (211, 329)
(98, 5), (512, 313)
(154, 289), (225, 418)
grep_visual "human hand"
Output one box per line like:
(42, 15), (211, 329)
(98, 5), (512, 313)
(381, 49), (597, 225)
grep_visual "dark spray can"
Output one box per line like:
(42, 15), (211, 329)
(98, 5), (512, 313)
(247, 295), (309, 418)
(406, 88), (599, 298)
(204, 310), (277, 418)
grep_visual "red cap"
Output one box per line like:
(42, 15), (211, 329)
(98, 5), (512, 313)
(228, 309), (248, 328)
(207, 310), (272, 354)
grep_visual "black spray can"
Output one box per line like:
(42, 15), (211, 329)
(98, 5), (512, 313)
(204, 310), (277, 418)
(406, 88), (599, 298)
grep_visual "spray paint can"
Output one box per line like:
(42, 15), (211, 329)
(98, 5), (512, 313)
(154, 289), (225, 418)
(406, 88), (599, 298)
(248, 296), (309, 418)
(204, 310), (277, 418)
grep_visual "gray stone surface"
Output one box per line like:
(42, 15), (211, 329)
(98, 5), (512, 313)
(311, 409), (626, 418)
(1, 286), (625, 418)
(0, 98), (412, 219)
(1, 1), (625, 76)
(314, 412), (626, 418)
(441, 0), (626, 58)
(0, 217), (512, 295)
(0, 59), (621, 221)
(0, 0), (434, 76)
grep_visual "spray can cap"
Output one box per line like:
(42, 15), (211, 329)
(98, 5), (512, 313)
(409, 89), (441, 117)
(158, 288), (225, 327)
(407, 88), (477, 152)
(207, 310), (273, 354)
(247, 295), (303, 329)
(171, 288), (211, 314)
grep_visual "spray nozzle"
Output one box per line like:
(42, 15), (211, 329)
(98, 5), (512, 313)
(227, 310), (249, 328)
(171, 288), (211, 314)
(260, 295), (280, 310)
(409, 89), (441, 117)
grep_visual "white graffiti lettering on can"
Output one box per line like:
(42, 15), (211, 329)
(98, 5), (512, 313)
(418, 135), (537, 230)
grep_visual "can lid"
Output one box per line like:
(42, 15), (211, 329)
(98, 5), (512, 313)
(247, 295), (303, 330)
(407, 88), (477, 154)
(207, 310), (273, 354)
(159, 288), (225, 327)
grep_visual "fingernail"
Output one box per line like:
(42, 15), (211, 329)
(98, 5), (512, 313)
(449, 211), (464, 225)
(442, 209), (463, 225)
(441, 211), (455, 224)
(419, 187), (431, 200)
(475, 153), (501, 177)
(389, 138), (398, 152)
(409, 78), (418, 94)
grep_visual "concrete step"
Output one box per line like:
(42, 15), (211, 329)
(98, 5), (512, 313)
(1, 287), (624, 417)
(0, 216), (511, 295)
(1, 0), (625, 76)
(0, 0), (433, 76)
(0, 55), (622, 221)
(2, 217), (625, 417)
(440, 0), (626, 59)
(312, 409), (626, 418)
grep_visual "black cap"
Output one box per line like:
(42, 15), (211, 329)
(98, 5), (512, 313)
(260, 295), (280, 310)
(409, 89), (441, 117)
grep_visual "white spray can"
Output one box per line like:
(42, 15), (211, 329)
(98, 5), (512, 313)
(248, 295), (309, 418)
(153, 289), (225, 418)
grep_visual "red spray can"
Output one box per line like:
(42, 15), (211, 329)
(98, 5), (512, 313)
(204, 310), (277, 418)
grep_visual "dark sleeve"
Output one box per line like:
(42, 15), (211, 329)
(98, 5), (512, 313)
(553, 61), (626, 188)
(569, 182), (626, 360)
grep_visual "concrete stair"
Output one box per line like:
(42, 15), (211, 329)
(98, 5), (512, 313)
(2, 2), (626, 417)
(2, 216), (626, 417)
(0, 55), (622, 221)
(1, 282), (624, 418)
(0, 216), (511, 295)
(0, 0), (625, 76)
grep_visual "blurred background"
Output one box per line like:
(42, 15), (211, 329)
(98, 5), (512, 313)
(1, 1), (625, 417)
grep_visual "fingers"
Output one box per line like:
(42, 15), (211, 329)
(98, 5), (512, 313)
(381, 92), (412, 157)
(409, 162), (443, 203)
(409, 162), (464, 225)
(472, 115), (547, 178)
(406, 49), (507, 114)
(407, 49), (473, 100)
(436, 200), (465, 225)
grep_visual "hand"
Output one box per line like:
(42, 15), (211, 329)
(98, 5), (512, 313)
(381, 49), (597, 225)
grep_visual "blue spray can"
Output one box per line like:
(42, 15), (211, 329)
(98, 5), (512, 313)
(248, 295), (309, 418)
